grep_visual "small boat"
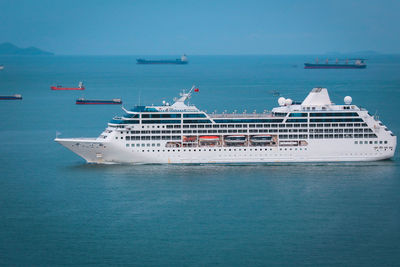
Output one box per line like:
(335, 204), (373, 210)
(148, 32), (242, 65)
(224, 135), (246, 143)
(250, 135), (272, 143)
(137, 55), (188, 65)
(199, 136), (220, 146)
(0, 65), (4, 70)
(269, 90), (280, 96)
(199, 136), (220, 140)
(76, 98), (122, 105)
(0, 94), (22, 100)
(51, 81), (85, 90)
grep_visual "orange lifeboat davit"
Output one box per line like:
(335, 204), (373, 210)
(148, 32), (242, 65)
(199, 136), (220, 140)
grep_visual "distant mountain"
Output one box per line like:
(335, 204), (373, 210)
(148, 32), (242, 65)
(324, 50), (380, 56)
(0, 42), (53, 55)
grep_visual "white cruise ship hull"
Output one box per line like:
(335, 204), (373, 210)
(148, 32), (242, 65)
(55, 138), (396, 164)
(55, 87), (397, 165)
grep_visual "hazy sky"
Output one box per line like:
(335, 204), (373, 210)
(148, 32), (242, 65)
(0, 0), (399, 55)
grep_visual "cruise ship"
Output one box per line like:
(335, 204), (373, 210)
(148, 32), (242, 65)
(55, 87), (396, 164)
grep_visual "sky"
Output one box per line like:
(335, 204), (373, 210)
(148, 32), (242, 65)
(0, 0), (399, 55)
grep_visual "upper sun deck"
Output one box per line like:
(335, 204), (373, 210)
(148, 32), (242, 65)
(120, 87), (363, 122)
(271, 88), (362, 113)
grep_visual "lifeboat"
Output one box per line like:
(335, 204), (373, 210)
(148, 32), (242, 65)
(250, 135), (272, 143)
(199, 136), (219, 140)
(199, 136), (220, 146)
(224, 135), (246, 143)
(51, 81), (85, 90)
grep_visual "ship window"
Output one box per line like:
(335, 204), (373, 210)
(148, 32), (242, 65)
(183, 113), (206, 118)
(289, 113), (308, 117)
(184, 120), (212, 124)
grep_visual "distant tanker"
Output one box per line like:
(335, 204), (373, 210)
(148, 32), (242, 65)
(137, 54), (188, 65)
(304, 58), (366, 69)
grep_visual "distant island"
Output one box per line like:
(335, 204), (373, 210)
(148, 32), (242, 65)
(0, 42), (53, 55)
(324, 50), (380, 56)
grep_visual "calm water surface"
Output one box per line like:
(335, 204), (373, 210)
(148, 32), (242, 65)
(0, 55), (399, 266)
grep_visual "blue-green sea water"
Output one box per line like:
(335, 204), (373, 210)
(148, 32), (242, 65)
(0, 55), (399, 266)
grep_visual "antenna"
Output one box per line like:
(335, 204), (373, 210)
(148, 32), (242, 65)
(138, 89), (142, 106)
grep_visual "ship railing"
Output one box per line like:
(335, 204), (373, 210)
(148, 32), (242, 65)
(209, 113), (273, 118)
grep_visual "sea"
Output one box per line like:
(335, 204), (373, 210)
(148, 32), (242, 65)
(0, 55), (399, 266)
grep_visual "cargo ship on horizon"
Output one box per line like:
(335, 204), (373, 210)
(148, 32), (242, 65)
(304, 58), (367, 69)
(137, 55), (188, 65)
(76, 98), (122, 105)
(51, 81), (85, 90)
(0, 94), (22, 100)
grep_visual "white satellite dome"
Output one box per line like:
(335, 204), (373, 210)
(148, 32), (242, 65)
(344, 96), (352, 105)
(285, 98), (293, 105)
(278, 97), (286, 106)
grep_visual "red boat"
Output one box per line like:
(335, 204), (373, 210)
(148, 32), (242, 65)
(51, 81), (85, 90)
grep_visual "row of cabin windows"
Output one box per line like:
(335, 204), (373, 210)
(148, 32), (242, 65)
(159, 123), (367, 129)
(130, 147), (308, 152)
(139, 113), (207, 118)
(308, 134), (377, 139)
(288, 112), (359, 117)
(355, 140), (388, 145)
(132, 122), (368, 129)
(115, 120), (369, 129)
(126, 136), (181, 141)
(124, 133), (378, 141)
(126, 143), (161, 147)
(309, 128), (373, 133)
(125, 127), (372, 135)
